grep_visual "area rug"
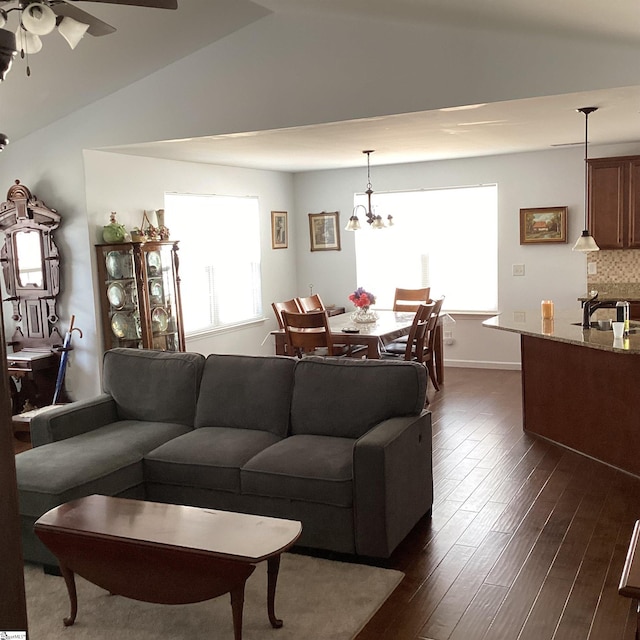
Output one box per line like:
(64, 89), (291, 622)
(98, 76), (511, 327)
(24, 553), (403, 640)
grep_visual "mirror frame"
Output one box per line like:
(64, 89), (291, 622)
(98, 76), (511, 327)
(0, 180), (61, 346)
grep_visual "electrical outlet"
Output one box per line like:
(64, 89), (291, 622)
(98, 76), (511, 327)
(587, 262), (597, 275)
(444, 330), (454, 345)
(513, 311), (526, 323)
(512, 264), (525, 276)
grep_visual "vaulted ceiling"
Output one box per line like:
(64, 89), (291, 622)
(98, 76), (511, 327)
(0, 0), (639, 171)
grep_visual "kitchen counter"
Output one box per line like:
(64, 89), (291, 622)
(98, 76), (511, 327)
(483, 309), (640, 480)
(482, 310), (640, 354)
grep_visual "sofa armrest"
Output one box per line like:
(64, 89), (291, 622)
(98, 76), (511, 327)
(353, 410), (432, 558)
(30, 395), (118, 447)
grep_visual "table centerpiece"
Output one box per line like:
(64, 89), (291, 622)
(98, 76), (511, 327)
(349, 287), (378, 323)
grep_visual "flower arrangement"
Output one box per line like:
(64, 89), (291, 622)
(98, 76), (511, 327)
(349, 287), (376, 309)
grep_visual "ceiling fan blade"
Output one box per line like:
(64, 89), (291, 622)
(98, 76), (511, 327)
(51, 2), (116, 36)
(68, 0), (177, 8)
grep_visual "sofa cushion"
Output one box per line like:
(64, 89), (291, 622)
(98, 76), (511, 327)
(144, 427), (282, 493)
(290, 356), (427, 438)
(241, 434), (355, 508)
(195, 354), (296, 437)
(17, 420), (191, 517)
(102, 348), (205, 426)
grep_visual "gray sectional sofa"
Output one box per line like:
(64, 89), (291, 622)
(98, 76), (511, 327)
(16, 348), (433, 567)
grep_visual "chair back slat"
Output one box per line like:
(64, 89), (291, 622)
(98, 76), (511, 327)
(296, 294), (325, 313)
(403, 301), (436, 362)
(282, 310), (334, 357)
(272, 298), (303, 329)
(393, 287), (431, 312)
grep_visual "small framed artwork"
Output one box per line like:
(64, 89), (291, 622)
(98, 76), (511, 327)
(308, 211), (341, 251)
(519, 206), (568, 244)
(271, 211), (288, 249)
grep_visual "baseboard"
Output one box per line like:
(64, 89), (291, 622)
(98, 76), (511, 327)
(443, 359), (522, 371)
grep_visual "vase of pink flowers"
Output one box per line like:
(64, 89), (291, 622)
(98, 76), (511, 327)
(349, 287), (378, 323)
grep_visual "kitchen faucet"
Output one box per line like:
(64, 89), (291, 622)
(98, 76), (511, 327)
(581, 292), (618, 328)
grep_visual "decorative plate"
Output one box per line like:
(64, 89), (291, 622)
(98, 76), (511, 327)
(149, 280), (163, 300)
(151, 307), (169, 332)
(107, 282), (126, 309)
(147, 251), (161, 275)
(105, 251), (123, 279)
(111, 312), (129, 338)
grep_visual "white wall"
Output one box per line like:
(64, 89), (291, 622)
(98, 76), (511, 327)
(84, 151), (296, 392)
(0, 10), (639, 399)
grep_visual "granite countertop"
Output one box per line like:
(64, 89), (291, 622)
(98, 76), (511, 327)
(483, 310), (640, 354)
(578, 283), (640, 302)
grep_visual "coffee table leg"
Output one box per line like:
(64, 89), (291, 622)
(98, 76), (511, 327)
(59, 563), (78, 627)
(230, 584), (245, 640)
(267, 554), (284, 628)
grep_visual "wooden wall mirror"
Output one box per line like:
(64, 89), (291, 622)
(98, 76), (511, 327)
(0, 180), (62, 349)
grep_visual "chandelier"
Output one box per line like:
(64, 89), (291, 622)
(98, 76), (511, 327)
(345, 150), (394, 230)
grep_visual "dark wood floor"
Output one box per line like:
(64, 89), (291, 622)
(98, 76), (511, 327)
(357, 367), (640, 640)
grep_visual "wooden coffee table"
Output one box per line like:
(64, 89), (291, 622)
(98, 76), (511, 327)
(34, 494), (302, 639)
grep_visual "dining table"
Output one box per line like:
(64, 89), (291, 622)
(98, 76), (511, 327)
(271, 309), (444, 384)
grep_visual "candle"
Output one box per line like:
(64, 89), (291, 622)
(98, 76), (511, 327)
(541, 300), (554, 319)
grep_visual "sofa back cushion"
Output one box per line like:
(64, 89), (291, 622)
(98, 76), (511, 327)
(291, 357), (427, 439)
(195, 354), (296, 437)
(102, 348), (205, 426)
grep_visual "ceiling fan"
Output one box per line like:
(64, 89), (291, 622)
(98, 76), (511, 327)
(0, 0), (177, 43)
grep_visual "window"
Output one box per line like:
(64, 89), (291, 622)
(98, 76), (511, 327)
(164, 193), (262, 335)
(354, 185), (498, 312)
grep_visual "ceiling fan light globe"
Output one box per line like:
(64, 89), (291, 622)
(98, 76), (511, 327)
(22, 3), (56, 36)
(57, 16), (89, 50)
(15, 27), (42, 54)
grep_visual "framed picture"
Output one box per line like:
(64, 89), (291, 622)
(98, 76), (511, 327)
(519, 206), (568, 244)
(271, 211), (288, 249)
(308, 211), (341, 251)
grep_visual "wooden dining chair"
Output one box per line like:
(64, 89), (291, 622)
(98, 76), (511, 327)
(282, 310), (347, 358)
(272, 298), (303, 330)
(296, 294), (325, 313)
(382, 301), (435, 363)
(392, 287), (431, 312)
(421, 296), (445, 391)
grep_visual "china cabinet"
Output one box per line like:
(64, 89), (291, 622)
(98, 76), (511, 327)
(588, 155), (640, 249)
(95, 241), (185, 352)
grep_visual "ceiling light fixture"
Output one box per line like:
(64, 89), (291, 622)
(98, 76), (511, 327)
(2, 2), (90, 75)
(345, 150), (394, 231)
(572, 107), (600, 252)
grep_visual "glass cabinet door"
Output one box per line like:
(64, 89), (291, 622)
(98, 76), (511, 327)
(98, 245), (143, 349)
(142, 243), (183, 351)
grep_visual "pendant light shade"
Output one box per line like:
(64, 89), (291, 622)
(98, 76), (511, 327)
(15, 27), (42, 54)
(58, 16), (90, 49)
(21, 3), (56, 36)
(572, 107), (599, 252)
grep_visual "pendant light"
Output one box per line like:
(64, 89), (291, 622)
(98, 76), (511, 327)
(345, 150), (394, 230)
(572, 107), (600, 252)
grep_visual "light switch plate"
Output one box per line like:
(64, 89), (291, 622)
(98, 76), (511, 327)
(512, 264), (525, 276)
(513, 311), (526, 323)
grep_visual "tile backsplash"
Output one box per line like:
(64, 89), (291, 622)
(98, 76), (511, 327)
(587, 250), (640, 286)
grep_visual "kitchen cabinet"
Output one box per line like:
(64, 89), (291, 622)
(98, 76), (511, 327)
(96, 241), (185, 353)
(588, 155), (640, 249)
